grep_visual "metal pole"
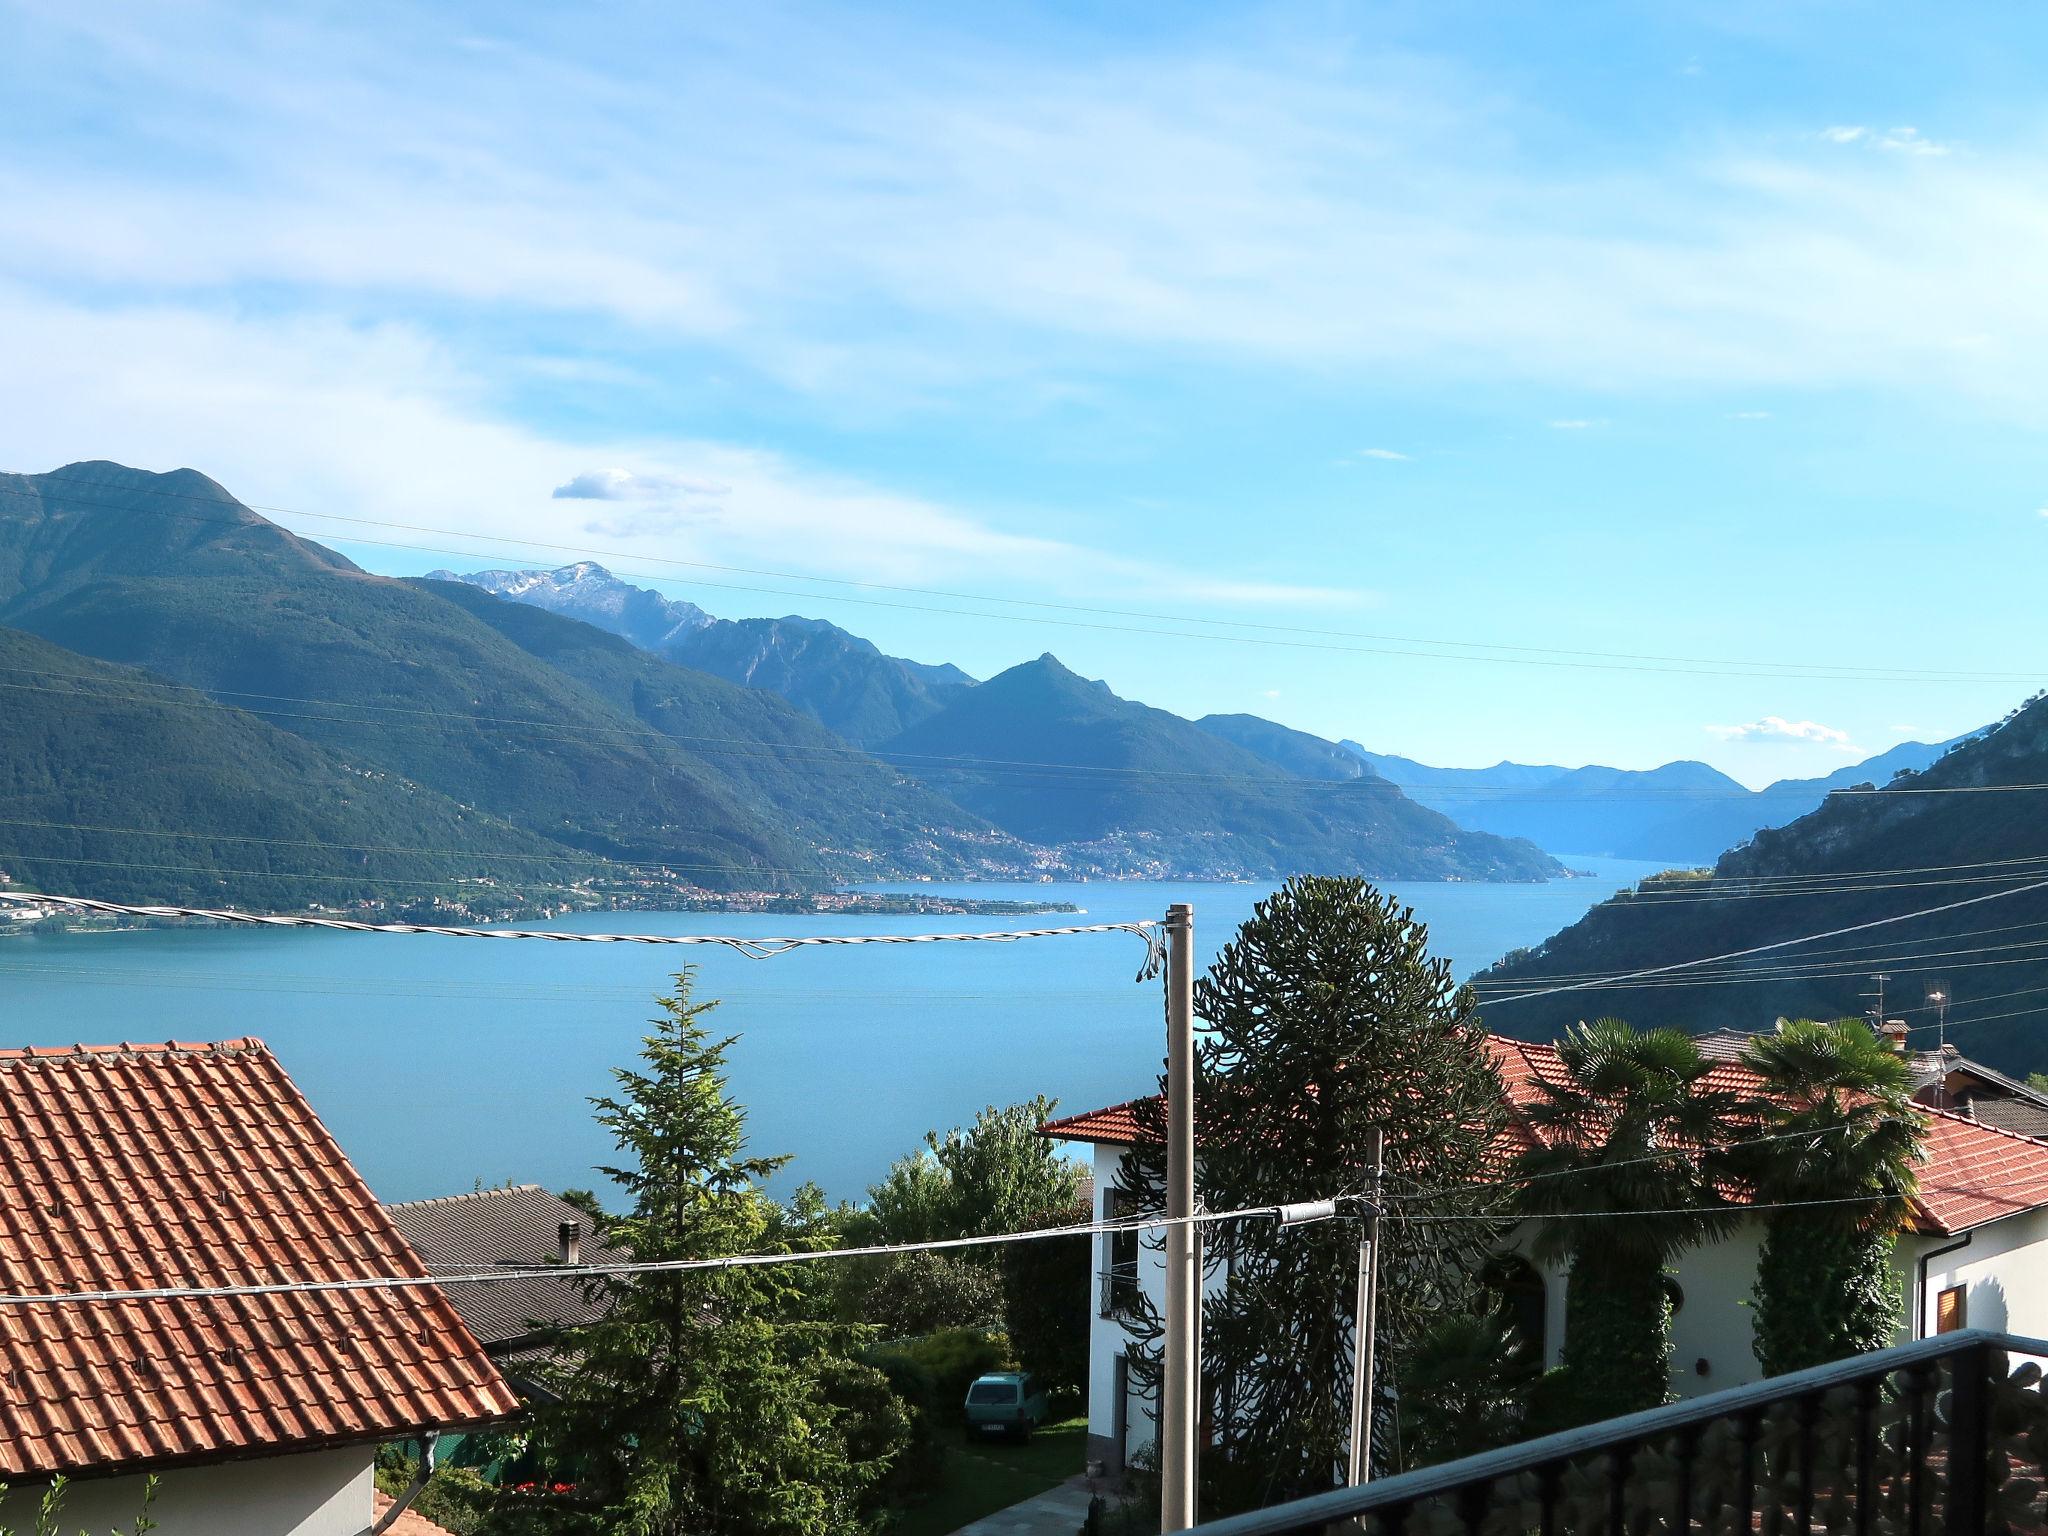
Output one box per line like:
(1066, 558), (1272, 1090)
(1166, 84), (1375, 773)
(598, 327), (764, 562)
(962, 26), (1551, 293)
(1347, 1127), (1384, 1487)
(1161, 903), (1198, 1533)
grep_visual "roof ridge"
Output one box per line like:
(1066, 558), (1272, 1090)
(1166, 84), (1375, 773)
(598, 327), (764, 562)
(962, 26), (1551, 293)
(384, 1183), (548, 1210)
(0, 1038), (267, 1063)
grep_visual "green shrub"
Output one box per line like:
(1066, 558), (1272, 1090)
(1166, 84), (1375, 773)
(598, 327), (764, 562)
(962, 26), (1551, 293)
(866, 1328), (1011, 1420)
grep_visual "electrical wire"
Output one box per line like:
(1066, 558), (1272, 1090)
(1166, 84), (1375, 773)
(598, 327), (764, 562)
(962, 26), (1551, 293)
(1478, 876), (2048, 1005)
(9, 474), (2037, 685)
(0, 1194), (1327, 1308)
(0, 891), (1163, 967)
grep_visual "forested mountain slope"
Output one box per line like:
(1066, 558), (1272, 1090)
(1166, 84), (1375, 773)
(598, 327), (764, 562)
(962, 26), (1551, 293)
(1472, 699), (2048, 1075)
(0, 624), (574, 910)
(0, 462), (999, 888)
(884, 655), (1562, 880)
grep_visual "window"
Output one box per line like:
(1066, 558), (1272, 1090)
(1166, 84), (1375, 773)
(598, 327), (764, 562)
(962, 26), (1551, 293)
(1937, 1284), (1967, 1335)
(1102, 1187), (1141, 1317)
(968, 1381), (1020, 1405)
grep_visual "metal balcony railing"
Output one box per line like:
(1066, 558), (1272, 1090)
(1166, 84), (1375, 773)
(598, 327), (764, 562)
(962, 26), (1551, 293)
(1100, 1263), (1142, 1319)
(1187, 1328), (2048, 1535)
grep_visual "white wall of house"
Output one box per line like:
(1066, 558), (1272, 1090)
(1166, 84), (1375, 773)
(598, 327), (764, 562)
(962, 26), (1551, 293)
(1899, 1209), (2048, 1343)
(0, 1445), (375, 1536)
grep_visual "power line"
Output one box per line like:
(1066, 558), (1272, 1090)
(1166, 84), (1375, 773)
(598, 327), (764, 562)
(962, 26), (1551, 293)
(0, 1194), (1329, 1309)
(0, 891), (1166, 971)
(5, 476), (2038, 686)
(1478, 876), (2048, 1005)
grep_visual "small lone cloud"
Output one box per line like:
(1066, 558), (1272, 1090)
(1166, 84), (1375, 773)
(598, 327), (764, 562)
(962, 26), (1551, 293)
(1820, 124), (1955, 157)
(1261, 688), (1282, 700)
(552, 467), (728, 501)
(1707, 716), (1856, 750)
(1357, 447), (1409, 461)
(1548, 418), (1604, 431)
(1729, 410), (1772, 421)
(1820, 125), (1869, 145)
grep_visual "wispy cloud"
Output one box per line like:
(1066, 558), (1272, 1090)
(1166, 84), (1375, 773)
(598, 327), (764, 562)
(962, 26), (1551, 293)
(1729, 410), (1772, 420)
(1548, 419), (1603, 431)
(1355, 447), (1410, 461)
(1707, 716), (1857, 750)
(1820, 126), (1869, 145)
(553, 468), (727, 501)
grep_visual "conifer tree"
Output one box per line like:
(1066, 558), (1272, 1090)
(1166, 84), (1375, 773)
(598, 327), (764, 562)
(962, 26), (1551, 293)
(532, 972), (905, 1536)
(1118, 877), (1508, 1510)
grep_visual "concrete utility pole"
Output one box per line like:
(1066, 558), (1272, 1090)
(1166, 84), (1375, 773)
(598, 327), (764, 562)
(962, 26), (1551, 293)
(1346, 1127), (1384, 1487)
(1161, 903), (1198, 1533)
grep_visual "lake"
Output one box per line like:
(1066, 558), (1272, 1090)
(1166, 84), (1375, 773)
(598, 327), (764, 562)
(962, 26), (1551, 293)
(0, 858), (1662, 1204)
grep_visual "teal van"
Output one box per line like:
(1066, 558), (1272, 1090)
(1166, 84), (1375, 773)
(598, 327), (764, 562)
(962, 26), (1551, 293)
(963, 1371), (1048, 1439)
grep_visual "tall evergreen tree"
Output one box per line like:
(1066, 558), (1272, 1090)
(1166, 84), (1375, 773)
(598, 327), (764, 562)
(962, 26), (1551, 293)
(1513, 1020), (1744, 1424)
(1119, 877), (1508, 1511)
(532, 972), (906, 1536)
(1738, 1019), (1926, 1375)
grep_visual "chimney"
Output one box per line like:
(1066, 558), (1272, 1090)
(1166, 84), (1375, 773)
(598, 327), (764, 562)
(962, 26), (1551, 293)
(558, 1219), (582, 1266)
(1881, 1019), (1910, 1054)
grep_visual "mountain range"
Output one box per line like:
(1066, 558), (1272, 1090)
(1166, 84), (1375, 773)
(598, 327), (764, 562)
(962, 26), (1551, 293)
(1471, 703), (2048, 1075)
(0, 462), (1560, 908)
(1344, 739), (1960, 861)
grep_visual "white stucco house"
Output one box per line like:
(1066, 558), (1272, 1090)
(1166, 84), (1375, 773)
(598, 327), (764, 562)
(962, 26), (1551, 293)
(1044, 1031), (2048, 1473)
(0, 1039), (519, 1536)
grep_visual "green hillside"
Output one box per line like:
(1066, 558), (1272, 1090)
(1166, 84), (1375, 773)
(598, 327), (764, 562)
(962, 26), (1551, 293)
(1472, 699), (2048, 1073)
(883, 655), (1562, 880)
(0, 462), (993, 888)
(417, 579), (1017, 875)
(0, 624), (580, 911)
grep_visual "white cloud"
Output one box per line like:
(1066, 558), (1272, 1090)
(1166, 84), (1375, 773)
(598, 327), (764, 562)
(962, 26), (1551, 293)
(553, 468), (729, 501)
(1707, 716), (1857, 750)
(0, 8), (2041, 416)
(1729, 410), (1772, 420)
(0, 286), (1359, 611)
(1548, 419), (1603, 431)
(1356, 447), (1410, 461)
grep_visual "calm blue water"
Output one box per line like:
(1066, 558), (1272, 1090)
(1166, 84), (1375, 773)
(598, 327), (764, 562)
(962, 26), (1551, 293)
(0, 859), (1660, 1204)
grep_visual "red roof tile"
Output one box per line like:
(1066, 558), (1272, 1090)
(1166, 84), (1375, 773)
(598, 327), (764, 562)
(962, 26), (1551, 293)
(1042, 1035), (2048, 1238)
(0, 1039), (520, 1480)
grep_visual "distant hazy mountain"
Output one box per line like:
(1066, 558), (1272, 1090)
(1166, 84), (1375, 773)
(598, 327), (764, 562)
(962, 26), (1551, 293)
(433, 563), (973, 745)
(0, 462), (1009, 895)
(1342, 740), (1958, 861)
(884, 656), (1561, 881)
(1198, 714), (1378, 781)
(1473, 707), (2039, 1074)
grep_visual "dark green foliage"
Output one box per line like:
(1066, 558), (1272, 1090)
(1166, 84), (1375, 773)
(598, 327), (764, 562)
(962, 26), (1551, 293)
(1000, 1201), (1093, 1399)
(1739, 1019), (1926, 1376)
(1513, 1020), (1745, 1425)
(0, 624), (574, 910)
(527, 972), (905, 1536)
(864, 1328), (1012, 1417)
(1119, 877), (1510, 1510)
(1399, 1312), (1539, 1467)
(883, 656), (1560, 880)
(857, 1253), (1006, 1337)
(863, 1099), (1083, 1251)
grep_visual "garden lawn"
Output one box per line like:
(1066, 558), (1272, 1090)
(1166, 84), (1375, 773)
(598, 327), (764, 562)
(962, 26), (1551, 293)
(893, 1416), (1089, 1536)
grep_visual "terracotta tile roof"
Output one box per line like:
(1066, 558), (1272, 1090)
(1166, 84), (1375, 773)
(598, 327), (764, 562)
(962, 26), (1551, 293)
(385, 1185), (626, 1352)
(373, 1491), (462, 1536)
(1042, 1035), (2048, 1238)
(0, 1039), (520, 1480)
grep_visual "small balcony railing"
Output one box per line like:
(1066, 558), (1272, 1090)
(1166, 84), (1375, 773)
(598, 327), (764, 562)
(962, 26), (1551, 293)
(1100, 1263), (1142, 1319)
(1188, 1327), (2048, 1535)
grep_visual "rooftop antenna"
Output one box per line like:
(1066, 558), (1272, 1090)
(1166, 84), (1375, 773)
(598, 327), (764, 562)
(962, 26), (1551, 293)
(1928, 988), (1950, 1051)
(1862, 973), (1891, 1028)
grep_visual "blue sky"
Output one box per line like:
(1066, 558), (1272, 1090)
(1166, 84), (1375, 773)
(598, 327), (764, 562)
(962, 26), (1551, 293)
(3, 1), (2045, 785)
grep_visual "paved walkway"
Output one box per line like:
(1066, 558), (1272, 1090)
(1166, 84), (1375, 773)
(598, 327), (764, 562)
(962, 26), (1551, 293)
(947, 1476), (1098, 1536)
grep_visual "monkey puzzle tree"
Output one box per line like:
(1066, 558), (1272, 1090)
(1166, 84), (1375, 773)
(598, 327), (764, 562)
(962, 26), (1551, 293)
(1119, 876), (1508, 1511)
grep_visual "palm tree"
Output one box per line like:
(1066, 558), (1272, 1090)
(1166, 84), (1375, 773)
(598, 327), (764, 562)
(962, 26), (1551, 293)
(1738, 1018), (1926, 1376)
(1513, 1019), (1746, 1424)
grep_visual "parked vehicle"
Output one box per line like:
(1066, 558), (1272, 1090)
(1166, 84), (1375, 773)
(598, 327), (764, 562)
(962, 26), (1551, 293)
(963, 1371), (1048, 1440)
